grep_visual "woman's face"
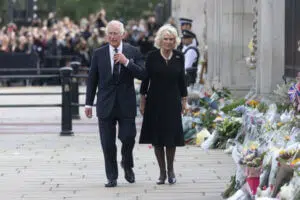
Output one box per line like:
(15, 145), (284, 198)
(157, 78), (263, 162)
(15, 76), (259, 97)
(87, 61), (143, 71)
(161, 32), (175, 51)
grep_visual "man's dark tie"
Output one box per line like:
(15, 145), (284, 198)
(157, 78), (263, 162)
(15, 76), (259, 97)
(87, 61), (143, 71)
(113, 48), (120, 83)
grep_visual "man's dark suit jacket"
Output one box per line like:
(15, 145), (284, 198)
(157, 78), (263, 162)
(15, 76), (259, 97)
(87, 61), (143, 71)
(85, 43), (146, 119)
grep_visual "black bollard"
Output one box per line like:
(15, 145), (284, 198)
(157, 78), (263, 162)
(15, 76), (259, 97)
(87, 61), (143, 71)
(70, 61), (81, 120)
(59, 66), (74, 136)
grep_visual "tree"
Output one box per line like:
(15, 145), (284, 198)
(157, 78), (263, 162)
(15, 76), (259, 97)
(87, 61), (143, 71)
(53, 0), (162, 22)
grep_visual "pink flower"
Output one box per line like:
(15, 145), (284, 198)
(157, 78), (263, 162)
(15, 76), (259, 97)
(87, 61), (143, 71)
(263, 186), (267, 190)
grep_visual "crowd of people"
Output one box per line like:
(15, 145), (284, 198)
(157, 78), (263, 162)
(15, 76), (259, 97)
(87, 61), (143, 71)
(0, 8), (199, 86)
(0, 9), (168, 68)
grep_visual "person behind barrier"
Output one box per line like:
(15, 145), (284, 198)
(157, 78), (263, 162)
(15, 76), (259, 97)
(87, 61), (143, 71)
(181, 30), (199, 86)
(85, 20), (147, 188)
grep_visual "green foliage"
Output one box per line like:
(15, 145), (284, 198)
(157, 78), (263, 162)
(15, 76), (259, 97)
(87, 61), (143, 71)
(228, 110), (243, 118)
(222, 175), (237, 198)
(257, 102), (268, 113)
(199, 98), (210, 109)
(276, 102), (292, 114)
(221, 99), (246, 114)
(214, 118), (241, 149)
(212, 87), (232, 99)
(201, 110), (218, 132)
(52, 0), (161, 22)
(216, 118), (241, 139)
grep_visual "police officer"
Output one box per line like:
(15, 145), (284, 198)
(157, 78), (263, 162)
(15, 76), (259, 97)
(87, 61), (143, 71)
(181, 30), (200, 86)
(177, 18), (199, 51)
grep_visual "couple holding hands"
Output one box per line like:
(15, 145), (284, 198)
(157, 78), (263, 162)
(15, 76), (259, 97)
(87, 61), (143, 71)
(85, 20), (187, 187)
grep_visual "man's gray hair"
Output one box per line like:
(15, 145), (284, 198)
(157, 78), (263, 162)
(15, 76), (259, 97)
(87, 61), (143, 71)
(154, 24), (181, 49)
(105, 20), (125, 35)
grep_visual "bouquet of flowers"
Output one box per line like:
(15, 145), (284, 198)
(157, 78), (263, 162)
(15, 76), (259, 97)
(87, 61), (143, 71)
(257, 102), (269, 113)
(291, 158), (300, 176)
(213, 117), (242, 149)
(271, 147), (299, 197)
(221, 98), (246, 114)
(239, 145), (265, 195)
(200, 109), (218, 132)
(277, 149), (298, 162)
(246, 99), (260, 108)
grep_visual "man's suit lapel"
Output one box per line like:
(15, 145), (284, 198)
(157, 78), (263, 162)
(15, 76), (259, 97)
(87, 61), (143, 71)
(120, 43), (129, 78)
(104, 45), (112, 78)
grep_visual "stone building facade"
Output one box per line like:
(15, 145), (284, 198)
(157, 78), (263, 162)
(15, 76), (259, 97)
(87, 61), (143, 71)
(172, 0), (285, 95)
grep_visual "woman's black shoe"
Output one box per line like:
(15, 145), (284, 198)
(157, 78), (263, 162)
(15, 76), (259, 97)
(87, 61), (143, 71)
(156, 171), (167, 185)
(105, 180), (117, 187)
(168, 171), (176, 184)
(168, 177), (176, 184)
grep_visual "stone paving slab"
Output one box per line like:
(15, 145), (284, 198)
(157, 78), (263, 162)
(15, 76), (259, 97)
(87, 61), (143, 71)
(0, 86), (236, 200)
(0, 133), (236, 200)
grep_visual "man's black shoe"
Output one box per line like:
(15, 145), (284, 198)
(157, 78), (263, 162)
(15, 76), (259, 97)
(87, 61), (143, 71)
(105, 180), (117, 187)
(124, 168), (135, 183)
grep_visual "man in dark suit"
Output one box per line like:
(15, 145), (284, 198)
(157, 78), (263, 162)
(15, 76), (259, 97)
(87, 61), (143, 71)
(85, 20), (147, 187)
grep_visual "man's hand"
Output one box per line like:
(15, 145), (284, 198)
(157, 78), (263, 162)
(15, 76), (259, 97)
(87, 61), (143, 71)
(114, 53), (129, 65)
(85, 107), (93, 118)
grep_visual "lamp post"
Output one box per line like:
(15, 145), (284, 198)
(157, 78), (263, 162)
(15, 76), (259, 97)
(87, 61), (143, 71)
(26, 0), (38, 22)
(8, 0), (14, 23)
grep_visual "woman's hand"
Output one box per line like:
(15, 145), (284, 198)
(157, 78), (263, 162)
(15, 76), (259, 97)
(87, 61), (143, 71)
(140, 95), (146, 115)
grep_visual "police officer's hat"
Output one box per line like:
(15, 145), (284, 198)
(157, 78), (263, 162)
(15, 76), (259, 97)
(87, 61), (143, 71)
(179, 18), (193, 25)
(182, 30), (196, 38)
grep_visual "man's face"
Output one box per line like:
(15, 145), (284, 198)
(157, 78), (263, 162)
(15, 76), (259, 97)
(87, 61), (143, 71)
(148, 16), (156, 24)
(182, 37), (193, 45)
(181, 23), (191, 31)
(106, 24), (123, 48)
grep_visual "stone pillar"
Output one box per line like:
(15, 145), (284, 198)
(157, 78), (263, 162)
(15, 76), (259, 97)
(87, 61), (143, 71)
(256, 0), (285, 94)
(207, 0), (221, 83)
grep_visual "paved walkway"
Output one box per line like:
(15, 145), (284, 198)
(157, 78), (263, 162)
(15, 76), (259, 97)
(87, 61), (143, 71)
(0, 86), (236, 200)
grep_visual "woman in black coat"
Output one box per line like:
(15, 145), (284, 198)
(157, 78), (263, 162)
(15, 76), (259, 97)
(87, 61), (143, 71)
(139, 24), (188, 185)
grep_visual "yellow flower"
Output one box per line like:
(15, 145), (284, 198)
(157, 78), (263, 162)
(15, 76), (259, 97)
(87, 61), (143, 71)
(291, 158), (300, 165)
(277, 122), (284, 127)
(193, 112), (200, 117)
(192, 122), (196, 128)
(212, 123), (216, 129)
(247, 100), (259, 107)
(279, 149), (285, 155)
(248, 39), (254, 52)
(284, 135), (290, 141)
(250, 144), (257, 151)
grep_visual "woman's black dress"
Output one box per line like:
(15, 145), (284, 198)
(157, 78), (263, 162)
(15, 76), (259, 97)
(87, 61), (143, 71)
(139, 49), (188, 147)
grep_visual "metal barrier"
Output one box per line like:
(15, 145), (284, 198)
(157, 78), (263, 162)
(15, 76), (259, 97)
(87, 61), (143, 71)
(0, 62), (90, 136)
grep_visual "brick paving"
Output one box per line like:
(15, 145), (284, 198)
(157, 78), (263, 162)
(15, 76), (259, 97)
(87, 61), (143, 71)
(0, 86), (236, 200)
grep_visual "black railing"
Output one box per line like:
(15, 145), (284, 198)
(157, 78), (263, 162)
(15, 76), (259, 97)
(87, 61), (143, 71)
(0, 61), (90, 136)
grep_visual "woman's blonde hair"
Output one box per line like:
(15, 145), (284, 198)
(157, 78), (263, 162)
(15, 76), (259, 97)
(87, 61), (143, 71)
(154, 24), (180, 49)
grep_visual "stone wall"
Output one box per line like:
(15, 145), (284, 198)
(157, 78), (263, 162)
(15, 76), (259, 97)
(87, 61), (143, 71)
(171, 0), (285, 95)
(206, 0), (254, 93)
(172, 0), (254, 94)
(171, 0), (206, 49)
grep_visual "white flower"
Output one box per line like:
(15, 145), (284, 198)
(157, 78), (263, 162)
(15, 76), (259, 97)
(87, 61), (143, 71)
(279, 183), (294, 200)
